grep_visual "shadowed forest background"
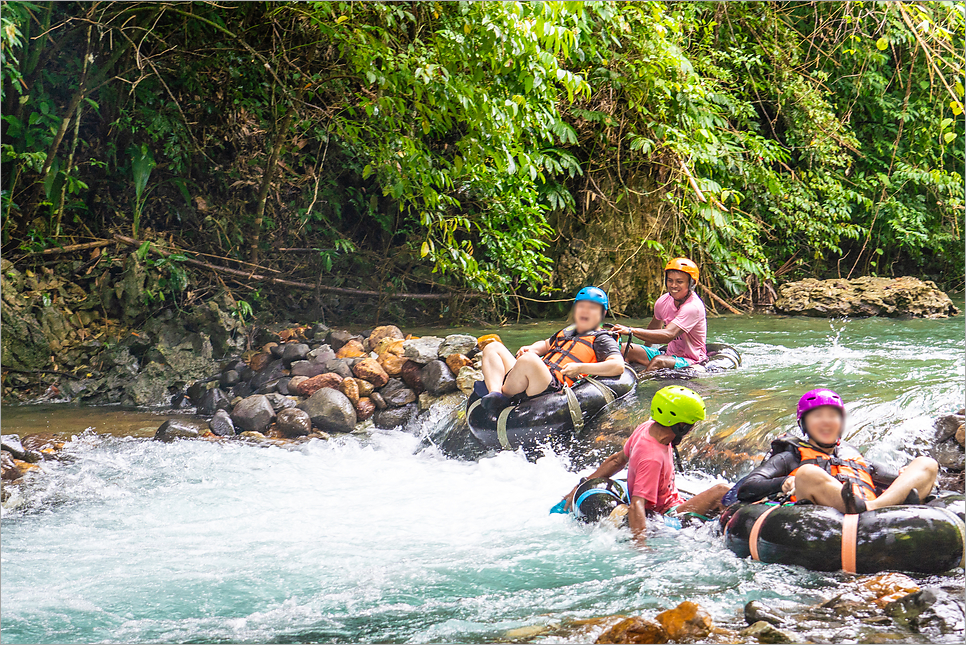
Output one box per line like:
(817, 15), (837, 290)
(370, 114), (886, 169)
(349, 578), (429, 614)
(2, 1), (963, 323)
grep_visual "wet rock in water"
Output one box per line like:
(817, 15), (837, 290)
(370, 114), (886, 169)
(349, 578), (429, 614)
(476, 333), (502, 350)
(281, 342), (310, 365)
(1, 451), (20, 480)
(774, 276), (959, 318)
(155, 419), (206, 442)
(381, 379), (417, 407)
(379, 353), (409, 377)
(230, 394), (276, 433)
(250, 359), (286, 390)
(931, 439), (965, 471)
(654, 601), (712, 641)
(208, 409), (235, 436)
(884, 587), (965, 635)
(355, 397), (375, 421)
(373, 403), (417, 429)
(21, 434), (65, 455)
(352, 358), (389, 388)
(249, 352), (272, 372)
(932, 411), (964, 443)
(421, 360), (457, 395)
(197, 387), (231, 416)
(238, 431), (268, 442)
(335, 339), (366, 359)
(0, 435), (41, 463)
(456, 366), (484, 396)
(403, 336), (443, 364)
(740, 621), (794, 644)
(186, 380), (208, 403)
(299, 387), (357, 433)
(275, 408), (312, 438)
(368, 325), (404, 349)
(855, 573), (920, 607)
(356, 378), (375, 398)
(326, 330), (354, 351)
(438, 334), (477, 358)
(595, 617), (668, 644)
(744, 601), (785, 627)
(371, 392), (387, 409)
(290, 360), (327, 378)
(294, 373), (343, 397)
(401, 360), (424, 392)
(445, 353), (472, 374)
(219, 369), (241, 388)
(340, 377), (360, 404)
(325, 358), (353, 379)
(265, 392), (297, 412)
(418, 391), (463, 411)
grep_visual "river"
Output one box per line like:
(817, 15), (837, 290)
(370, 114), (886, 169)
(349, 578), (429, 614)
(1, 310), (964, 643)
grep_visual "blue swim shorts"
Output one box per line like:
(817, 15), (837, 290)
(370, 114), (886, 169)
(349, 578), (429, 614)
(638, 345), (691, 370)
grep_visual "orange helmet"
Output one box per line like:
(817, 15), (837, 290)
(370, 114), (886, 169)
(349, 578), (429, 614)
(664, 257), (699, 284)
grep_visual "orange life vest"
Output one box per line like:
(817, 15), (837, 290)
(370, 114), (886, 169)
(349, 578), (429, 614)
(774, 435), (877, 502)
(542, 327), (607, 387)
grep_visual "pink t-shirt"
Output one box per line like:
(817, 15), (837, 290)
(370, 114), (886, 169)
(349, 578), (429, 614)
(653, 292), (707, 364)
(623, 420), (684, 514)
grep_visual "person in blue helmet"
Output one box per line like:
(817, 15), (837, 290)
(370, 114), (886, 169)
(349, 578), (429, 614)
(479, 287), (625, 412)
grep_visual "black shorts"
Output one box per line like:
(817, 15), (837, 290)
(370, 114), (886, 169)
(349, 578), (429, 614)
(503, 365), (565, 400)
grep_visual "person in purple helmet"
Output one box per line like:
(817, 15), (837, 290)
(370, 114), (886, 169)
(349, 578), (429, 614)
(734, 389), (939, 514)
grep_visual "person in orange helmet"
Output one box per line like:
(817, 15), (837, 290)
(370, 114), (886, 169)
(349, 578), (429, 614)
(612, 257), (707, 372)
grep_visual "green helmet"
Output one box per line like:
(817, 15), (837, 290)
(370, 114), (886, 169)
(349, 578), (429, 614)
(650, 386), (706, 427)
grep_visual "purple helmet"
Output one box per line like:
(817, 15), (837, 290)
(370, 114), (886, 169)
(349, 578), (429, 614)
(797, 388), (845, 422)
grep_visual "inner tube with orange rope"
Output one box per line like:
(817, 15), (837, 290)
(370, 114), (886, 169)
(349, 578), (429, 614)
(719, 497), (965, 574)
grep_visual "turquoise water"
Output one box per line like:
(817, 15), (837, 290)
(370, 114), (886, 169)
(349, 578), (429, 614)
(1, 311), (964, 643)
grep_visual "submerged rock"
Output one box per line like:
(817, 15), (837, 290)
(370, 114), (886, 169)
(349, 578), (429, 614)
(740, 621), (794, 644)
(744, 601), (785, 627)
(596, 617), (668, 644)
(654, 601), (712, 641)
(373, 403), (417, 429)
(774, 276), (959, 318)
(884, 587), (965, 635)
(230, 394), (276, 433)
(154, 419), (206, 442)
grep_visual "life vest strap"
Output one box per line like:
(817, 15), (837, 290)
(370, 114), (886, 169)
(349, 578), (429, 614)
(496, 405), (515, 450)
(749, 504), (781, 562)
(841, 513), (859, 573)
(564, 386), (583, 432)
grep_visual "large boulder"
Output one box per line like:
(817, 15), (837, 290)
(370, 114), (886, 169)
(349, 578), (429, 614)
(368, 325), (404, 349)
(299, 388), (357, 433)
(275, 408), (312, 438)
(438, 334), (477, 358)
(421, 360), (457, 395)
(230, 394), (276, 433)
(774, 277), (960, 318)
(197, 387), (231, 416)
(373, 404), (417, 429)
(403, 337), (443, 364)
(208, 409), (235, 436)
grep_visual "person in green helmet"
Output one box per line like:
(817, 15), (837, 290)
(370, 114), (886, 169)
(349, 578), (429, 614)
(561, 386), (729, 545)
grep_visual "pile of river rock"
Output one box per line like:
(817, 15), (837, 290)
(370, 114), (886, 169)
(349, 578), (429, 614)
(156, 325), (499, 443)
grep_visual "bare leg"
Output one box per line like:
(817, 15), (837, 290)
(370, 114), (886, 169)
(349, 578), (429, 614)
(644, 354), (678, 373)
(793, 464), (851, 513)
(623, 344), (654, 366)
(502, 352), (554, 397)
(867, 457), (938, 510)
(481, 342), (516, 392)
(675, 483), (730, 516)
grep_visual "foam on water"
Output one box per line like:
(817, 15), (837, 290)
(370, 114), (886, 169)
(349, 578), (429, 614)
(2, 310), (964, 643)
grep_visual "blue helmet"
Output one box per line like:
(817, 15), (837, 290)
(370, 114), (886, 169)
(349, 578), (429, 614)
(574, 286), (609, 311)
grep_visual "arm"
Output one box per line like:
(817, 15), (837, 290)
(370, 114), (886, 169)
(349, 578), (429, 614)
(628, 496), (648, 547)
(612, 321), (682, 346)
(560, 354), (625, 380)
(563, 450), (628, 509)
(516, 339), (551, 358)
(736, 452), (799, 502)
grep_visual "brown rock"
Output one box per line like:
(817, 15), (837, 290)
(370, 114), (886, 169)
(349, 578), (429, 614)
(401, 359), (424, 392)
(774, 276), (959, 319)
(654, 601), (712, 641)
(476, 334), (502, 350)
(355, 397), (376, 421)
(379, 354), (409, 376)
(275, 408), (313, 438)
(1, 451), (19, 481)
(340, 377), (360, 404)
(596, 617), (668, 644)
(445, 353), (472, 373)
(21, 434), (66, 454)
(957, 423), (965, 448)
(371, 392), (387, 409)
(249, 352), (272, 372)
(855, 573), (920, 607)
(335, 339), (366, 359)
(375, 337), (406, 357)
(352, 358), (389, 388)
(295, 372), (343, 396)
(356, 378), (375, 397)
(368, 325), (404, 349)
(261, 342), (279, 354)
